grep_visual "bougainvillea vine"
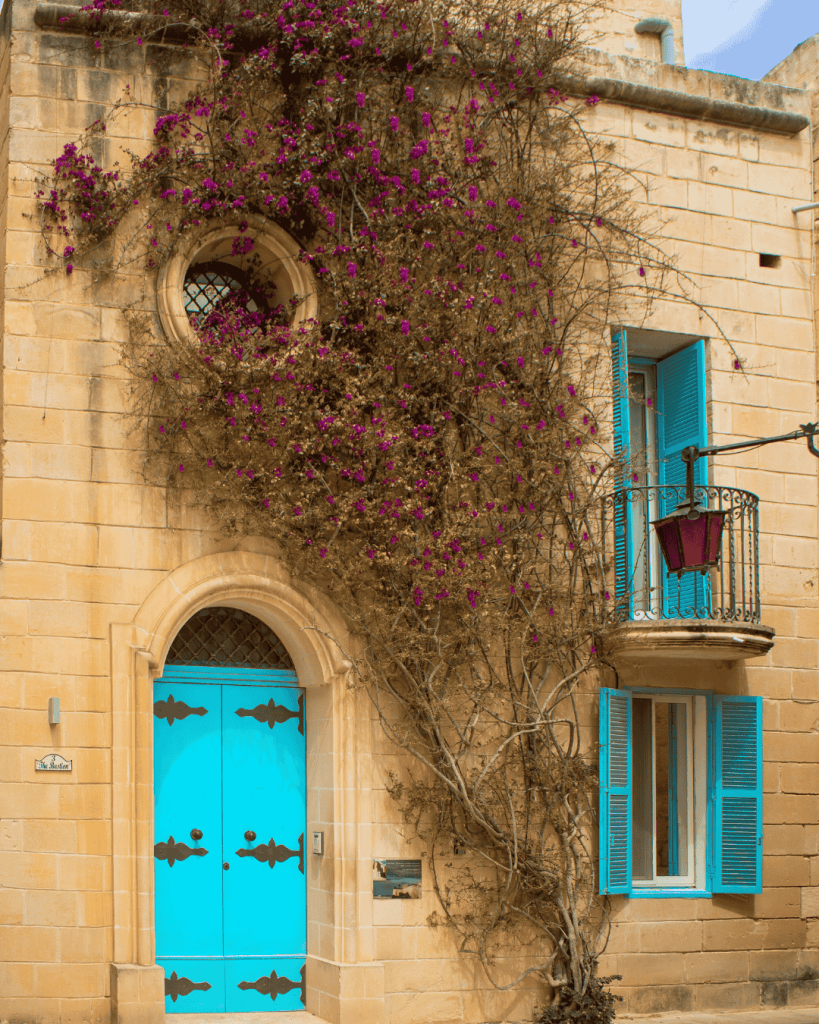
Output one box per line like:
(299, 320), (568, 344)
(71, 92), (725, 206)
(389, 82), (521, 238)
(38, 0), (668, 1019)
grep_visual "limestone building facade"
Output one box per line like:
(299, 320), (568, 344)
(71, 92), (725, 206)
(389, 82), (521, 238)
(1, 0), (819, 1021)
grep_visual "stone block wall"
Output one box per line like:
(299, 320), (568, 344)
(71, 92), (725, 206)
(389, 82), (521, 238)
(584, 55), (819, 1016)
(0, 1), (818, 1022)
(763, 34), (819, 416)
(0, 4), (204, 1022)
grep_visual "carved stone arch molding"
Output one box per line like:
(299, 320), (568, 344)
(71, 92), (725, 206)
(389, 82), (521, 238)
(155, 215), (319, 348)
(109, 550), (382, 1024)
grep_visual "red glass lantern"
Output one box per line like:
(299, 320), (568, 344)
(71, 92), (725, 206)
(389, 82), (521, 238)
(651, 504), (728, 576)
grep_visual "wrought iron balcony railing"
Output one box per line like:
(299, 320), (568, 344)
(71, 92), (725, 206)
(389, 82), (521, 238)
(603, 485), (761, 624)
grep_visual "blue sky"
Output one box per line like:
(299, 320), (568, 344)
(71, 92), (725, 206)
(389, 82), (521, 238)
(683, 0), (818, 80)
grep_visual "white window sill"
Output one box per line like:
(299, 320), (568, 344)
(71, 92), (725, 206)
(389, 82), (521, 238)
(630, 888), (710, 899)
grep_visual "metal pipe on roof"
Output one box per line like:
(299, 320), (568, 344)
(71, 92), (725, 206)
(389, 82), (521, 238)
(635, 17), (675, 64)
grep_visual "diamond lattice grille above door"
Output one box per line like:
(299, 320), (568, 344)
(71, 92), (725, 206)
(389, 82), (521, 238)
(166, 606), (294, 669)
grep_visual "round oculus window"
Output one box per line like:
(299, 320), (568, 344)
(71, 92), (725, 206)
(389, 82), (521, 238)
(155, 218), (318, 347)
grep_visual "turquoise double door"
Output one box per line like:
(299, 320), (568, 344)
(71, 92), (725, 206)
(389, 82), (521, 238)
(153, 666), (307, 1013)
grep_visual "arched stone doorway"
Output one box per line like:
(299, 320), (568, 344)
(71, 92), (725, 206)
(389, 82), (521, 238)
(108, 551), (378, 1024)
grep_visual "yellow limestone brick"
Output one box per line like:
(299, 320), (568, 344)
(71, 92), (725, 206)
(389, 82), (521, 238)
(383, 959), (444, 994)
(756, 313), (814, 348)
(733, 187), (778, 223)
(0, 963), (36, 998)
(756, 887), (802, 919)
(386, 992), (462, 1024)
(687, 123), (741, 156)
(57, 926), (111, 963)
(79, 892), (112, 928)
(0, 888), (25, 925)
(23, 819), (77, 854)
(25, 891), (78, 927)
(0, 599), (28, 635)
(687, 179), (735, 216)
(764, 918), (808, 949)
(701, 155), (750, 189)
(692, 983), (761, 1012)
(704, 919), (766, 951)
(632, 111), (686, 148)
(780, 293), (814, 325)
(58, 784), (110, 821)
(664, 145), (701, 180)
(2, 925), (59, 962)
(762, 855), (811, 887)
(749, 161), (811, 198)
(25, 675), (109, 715)
(684, 951), (750, 984)
(635, 922), (703, 954)
(616, 952), (687, 987)
(27, 601), (89, 638)
(781, 764), (819, 795)
(34, 964), (106, 999)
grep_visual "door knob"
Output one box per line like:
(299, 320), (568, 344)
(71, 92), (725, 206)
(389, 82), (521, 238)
(223, 862), (230, 870)
(244, 830), (256, 842)
(190, 829), (203, 842)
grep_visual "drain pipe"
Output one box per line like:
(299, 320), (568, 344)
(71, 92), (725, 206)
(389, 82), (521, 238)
(635, 17), (676, 64)
(793, 201), (819, 214)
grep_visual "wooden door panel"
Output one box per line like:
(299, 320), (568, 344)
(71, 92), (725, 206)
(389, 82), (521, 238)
(221, 685), (307, 959)
(153, 681), (223, 958)
(225, 957), (306, 1012)
(157, 957), (225, 1013)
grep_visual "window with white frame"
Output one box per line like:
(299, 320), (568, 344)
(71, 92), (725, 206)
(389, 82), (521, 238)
(599, 687), (762, 898)
(632, 693), (708, 890)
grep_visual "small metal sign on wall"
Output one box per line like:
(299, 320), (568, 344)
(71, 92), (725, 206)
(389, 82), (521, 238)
(372, 859), (422, 899)
(35, 753), (72, 771)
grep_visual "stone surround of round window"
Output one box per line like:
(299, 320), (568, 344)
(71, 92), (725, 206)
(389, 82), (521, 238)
(155, 216), (318, 345)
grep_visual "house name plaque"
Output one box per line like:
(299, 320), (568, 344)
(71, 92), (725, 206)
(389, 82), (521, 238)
(35, 753), (72, 772)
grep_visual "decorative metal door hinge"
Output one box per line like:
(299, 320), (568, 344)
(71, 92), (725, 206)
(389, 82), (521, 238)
(154, 836), (209, 867)
(235, 693), (304, 735)
(165, 970), (213, 1002)
(235, 833), (304, 873)
(237, 964), (306, 1004)
(153, 694), (208, 726)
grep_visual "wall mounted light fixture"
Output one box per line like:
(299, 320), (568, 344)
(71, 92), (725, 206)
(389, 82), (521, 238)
(652, 423), (819, 576)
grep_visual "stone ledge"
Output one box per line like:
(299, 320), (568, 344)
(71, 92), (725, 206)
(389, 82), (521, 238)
(616, 619), (776, 661)
(34, 2), (196, 45)
(570, 76), (810, 135)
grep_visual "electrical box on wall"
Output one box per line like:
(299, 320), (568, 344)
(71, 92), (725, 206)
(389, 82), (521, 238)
(312, 831), (324, 855)
(48, 698), (60, 725)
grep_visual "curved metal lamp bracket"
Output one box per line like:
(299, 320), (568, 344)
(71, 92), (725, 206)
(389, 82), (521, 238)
(677, 421), (819, 509)
(799, 422), (819, 459)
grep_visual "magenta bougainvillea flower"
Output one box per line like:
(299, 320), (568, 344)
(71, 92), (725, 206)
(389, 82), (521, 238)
(38, 0), (635, 671)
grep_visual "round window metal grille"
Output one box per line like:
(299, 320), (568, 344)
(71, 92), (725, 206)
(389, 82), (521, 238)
(166, 606), (294, 669)
(183, 261), (266, 319)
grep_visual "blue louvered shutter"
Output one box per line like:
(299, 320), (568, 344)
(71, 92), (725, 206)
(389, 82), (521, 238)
(599, 688), (632, 895)
(611, 331), (631, 612)
(656, 341), (709, 618)
(712, 695), (763, 894)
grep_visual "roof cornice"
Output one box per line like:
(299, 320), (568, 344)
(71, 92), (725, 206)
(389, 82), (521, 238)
(32, 4), (811, 136)
(572, 75), (809, 136)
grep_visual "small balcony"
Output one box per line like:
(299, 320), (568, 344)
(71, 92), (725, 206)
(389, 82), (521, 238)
(604, 484), (775, 660)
